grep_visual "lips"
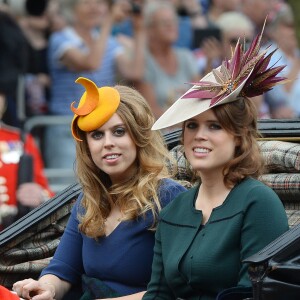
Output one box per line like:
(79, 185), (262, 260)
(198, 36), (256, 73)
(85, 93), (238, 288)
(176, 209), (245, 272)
(193, 147), (211, 153)
(103, 154), (121, 160)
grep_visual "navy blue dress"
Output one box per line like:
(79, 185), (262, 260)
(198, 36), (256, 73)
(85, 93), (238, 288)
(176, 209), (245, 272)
(40, 179), (186, 295)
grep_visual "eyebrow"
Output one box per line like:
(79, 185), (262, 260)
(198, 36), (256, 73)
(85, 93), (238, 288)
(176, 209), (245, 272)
(187, 118), (219, 122)
(93, 123), (126, 131)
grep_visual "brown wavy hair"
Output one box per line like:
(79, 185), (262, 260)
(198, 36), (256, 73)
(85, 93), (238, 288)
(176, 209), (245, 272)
(74, 85), (172, 238)
(183, 98), (265, 188)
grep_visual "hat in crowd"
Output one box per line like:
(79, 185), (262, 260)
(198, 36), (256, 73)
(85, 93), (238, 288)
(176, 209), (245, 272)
(70, 77), (120, 141)
(152, 21), (287, 130)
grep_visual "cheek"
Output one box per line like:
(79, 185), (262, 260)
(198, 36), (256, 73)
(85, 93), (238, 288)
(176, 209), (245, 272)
(87, 140), (102, 158)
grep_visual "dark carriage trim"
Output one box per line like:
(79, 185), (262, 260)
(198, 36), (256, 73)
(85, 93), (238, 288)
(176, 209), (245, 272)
(0, 182), (81, 248)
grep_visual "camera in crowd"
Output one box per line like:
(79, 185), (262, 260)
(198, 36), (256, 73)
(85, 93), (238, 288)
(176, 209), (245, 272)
(0, 0), (48, 16)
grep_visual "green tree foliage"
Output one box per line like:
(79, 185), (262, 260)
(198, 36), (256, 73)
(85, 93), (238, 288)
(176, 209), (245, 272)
(286, 0), (300, 47)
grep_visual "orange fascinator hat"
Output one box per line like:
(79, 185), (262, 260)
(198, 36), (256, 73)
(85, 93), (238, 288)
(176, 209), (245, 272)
(70, 77), (120, 141)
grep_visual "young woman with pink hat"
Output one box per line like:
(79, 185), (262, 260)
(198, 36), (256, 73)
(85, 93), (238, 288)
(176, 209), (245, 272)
(142, 23), (289, 300)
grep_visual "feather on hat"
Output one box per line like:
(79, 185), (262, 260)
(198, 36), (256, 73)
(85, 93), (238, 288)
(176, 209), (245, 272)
(152, 20), (288, 130)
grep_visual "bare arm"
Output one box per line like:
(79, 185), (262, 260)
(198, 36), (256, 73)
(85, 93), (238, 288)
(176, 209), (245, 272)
(61, 18), (113, 72)
(116, 12), (146, 81)
(136, 81), (164, 118)
(60, 0), (130, 72)
(13, 275), (71, 300)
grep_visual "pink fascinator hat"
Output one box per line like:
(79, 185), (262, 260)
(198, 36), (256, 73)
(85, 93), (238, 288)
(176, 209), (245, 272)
(152, 21), (288, 130)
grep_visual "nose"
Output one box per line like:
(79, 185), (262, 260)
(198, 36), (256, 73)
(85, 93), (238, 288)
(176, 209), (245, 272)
(103, 133), (114, 148)
(194, 125), (208, 140)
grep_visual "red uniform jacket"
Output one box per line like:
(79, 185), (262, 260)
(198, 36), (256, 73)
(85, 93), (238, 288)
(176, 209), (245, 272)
(0, 124), (54, 214)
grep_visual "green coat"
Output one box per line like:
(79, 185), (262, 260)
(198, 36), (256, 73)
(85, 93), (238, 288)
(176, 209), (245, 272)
(143, 178), (289, 300)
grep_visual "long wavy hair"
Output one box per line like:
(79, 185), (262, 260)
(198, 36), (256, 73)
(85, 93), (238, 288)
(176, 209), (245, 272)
(75, 85), (171, 238)
(183, 98), (265, 188)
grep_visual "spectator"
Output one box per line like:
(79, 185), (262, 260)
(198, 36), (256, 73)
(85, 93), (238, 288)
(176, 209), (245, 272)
(12, 77), (186, 300)
(241, 0), (280, 39)
(17, 0), (67, 118)
(0, 9), (30, 127)
(214, 11), (269, 118)
(112, 0), (207, 50)
(170, 0), (208, 49)
(194, 11), (253, 76)
(44, 0), (145, 177)
(265, 2), (300, 118)
(0, 96), (54, 231)
(142, 25), (289, 300)
(17, 8), (52, 117)
(194, 11), (294, 118)
(137, 1), (199, 120)
(0, 1), (53, 127)
(204, 0), (241, 26)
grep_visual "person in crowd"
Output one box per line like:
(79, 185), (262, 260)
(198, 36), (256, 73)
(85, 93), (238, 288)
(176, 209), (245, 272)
(241, 0), (279, 39)
(0, 95), (54, 231)
(169, 0), (208, 49)
(0, 0), (58, 127)
(194, 10), (294, 119)
(137, 1), (199, 120)
(44, 0), (145, 176)
(142, 26), (289, 300)
(112, 0), (207, 50)
(194, 11), (267, 116)
(12, 77), (186, 300)
(195, 11), (254, 77)
(17, 0), (66, 117)
(203, 0), (241, 26)
(0, 7), (31, 128)
(264, 2), (300, 118)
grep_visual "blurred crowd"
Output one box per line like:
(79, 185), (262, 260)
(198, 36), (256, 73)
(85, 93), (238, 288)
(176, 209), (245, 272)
(0, 0), (300, 225)
(1, 0), (299, 125)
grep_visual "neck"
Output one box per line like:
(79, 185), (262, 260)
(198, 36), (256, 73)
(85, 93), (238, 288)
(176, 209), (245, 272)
(148, 41), (173, 55)
(198, 170), (230, 197)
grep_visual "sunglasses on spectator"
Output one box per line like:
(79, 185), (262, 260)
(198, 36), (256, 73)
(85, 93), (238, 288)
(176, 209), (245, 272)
(229, 38), (252, 45)
(229, 38), (252, 50)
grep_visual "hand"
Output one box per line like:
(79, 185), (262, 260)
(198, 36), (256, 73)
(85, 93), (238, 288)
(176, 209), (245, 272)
(111, 0), (132, 23)
(16, 183), (46, 207)
(180, 0), (202, 16)
(201, 37), (222, 63)
(13, 279), (55, 300)
(130, 2), (144, 33)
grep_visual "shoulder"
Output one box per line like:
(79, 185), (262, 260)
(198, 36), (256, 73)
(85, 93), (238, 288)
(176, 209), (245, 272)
(49, 27), (81, 49)
(174, 47), (195, 58)
(157, 178), (187, 207)
(159, 184), (198, 217)
(158, 178), (187, 195)
(231, 178), (285, 214)
(0, 123), (20, 136)
(237, 178), (280, 201)
(71, 192), (85, 216)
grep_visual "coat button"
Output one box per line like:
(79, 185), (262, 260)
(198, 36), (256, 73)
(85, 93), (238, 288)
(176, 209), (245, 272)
(0, 193), (9, 202)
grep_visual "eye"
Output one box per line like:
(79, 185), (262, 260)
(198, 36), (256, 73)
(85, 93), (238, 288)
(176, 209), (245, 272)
(208, 122), (222, 130)
(185, 121), (198, 130)
(114, 127), (126, 137)
(90, 130), (103, 140)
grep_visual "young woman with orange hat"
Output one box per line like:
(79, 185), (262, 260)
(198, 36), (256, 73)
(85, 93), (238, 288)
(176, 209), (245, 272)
(12, 78), (186, 300)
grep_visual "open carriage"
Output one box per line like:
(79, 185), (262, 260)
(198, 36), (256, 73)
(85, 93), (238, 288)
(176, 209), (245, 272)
(1, 119), (300, 299)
